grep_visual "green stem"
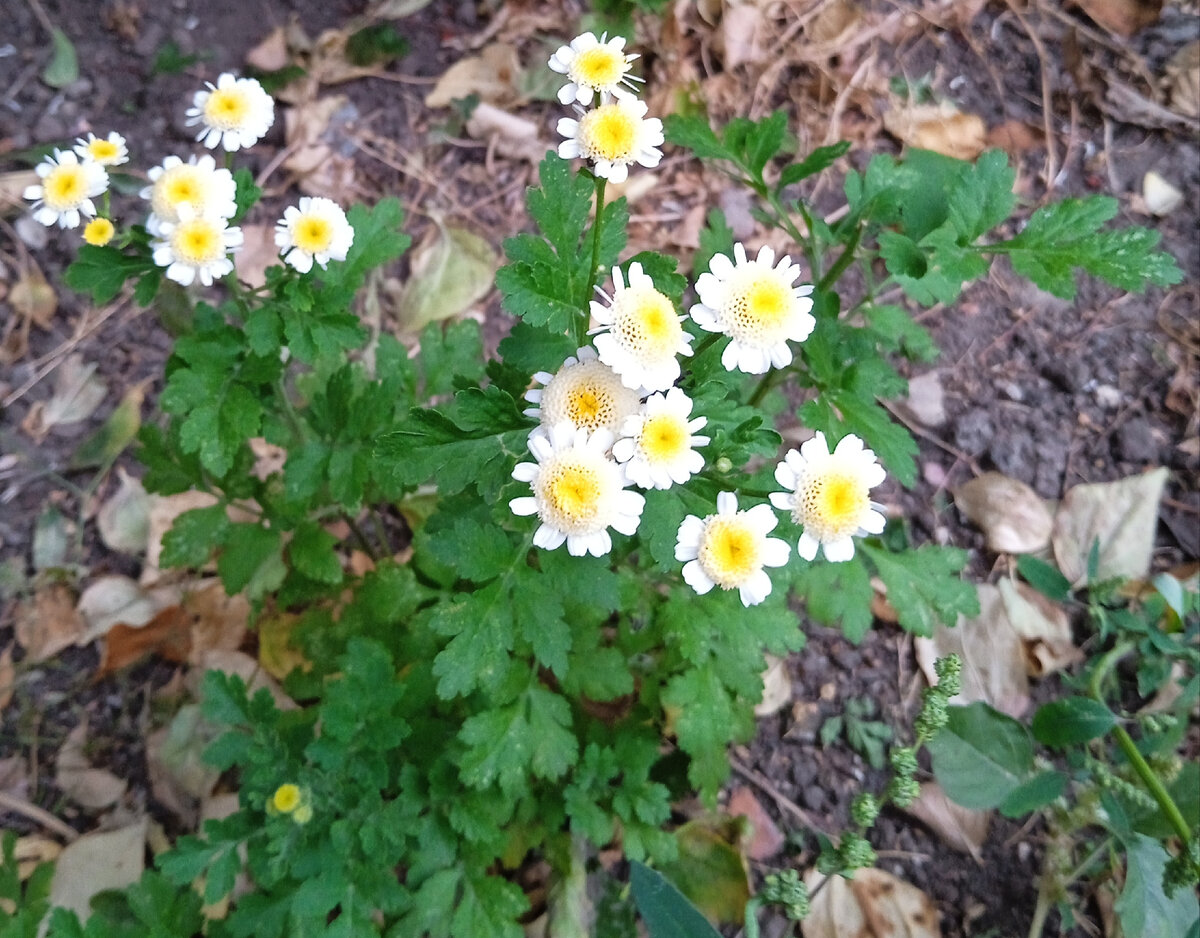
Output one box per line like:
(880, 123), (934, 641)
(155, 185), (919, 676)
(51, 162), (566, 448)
(582, 176), (607, 348)
(743, 897), (764, 938)
(1089, 641), (1192, 848)
(762, 187), (820, 278)
(748, 368), (784, 407)
(816, 222), (862, 295)
(276, 377), (308, 443)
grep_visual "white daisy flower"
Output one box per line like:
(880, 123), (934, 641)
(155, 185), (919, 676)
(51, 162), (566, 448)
(591, 262), (692, 392)
(23, 149), (108, 229)
(769, 432), (887, 563)
(151, 204), (244, 287)
(525, 346), (643, 435)
(186, 73), (275, 152)
(557, 97), (663, 184)
(690, 243), (816, 375)
(141, 154), (238, 233)
(613, 388), (709, 490)
(275, 197), (355, 273)
(548, 31), (643, 106)
(73, 131), (129, 167)
(675, 492), (790, 607)
(510, 423), (646, 557)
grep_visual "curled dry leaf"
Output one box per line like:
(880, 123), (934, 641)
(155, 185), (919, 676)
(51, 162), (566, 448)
(48, 819), (146, 924)
(802, 868), (942, 938)
(55, 720), (128, 810)
(902, 782), (990, 862)
(1142, 171), (1184, 216)
(954, 472), (1054, 555)
(10, 270), (57, 328)
(76, 574), (181, 643)
(145, 704), (222, 825)
(20, 354), (107, 441)
(465, 102), (547, 165)
(883, 100), (986, 161)
(282, 95), (359, 200)
(97, 468), (151, 554)
(999, 578), (1081, 678)
(426, 42), (523, 109)
(245, 25), (289, 71)
(754, 653), (793, 718)
(14, 583), (86, 663)
(1052, 468), (1168, 586)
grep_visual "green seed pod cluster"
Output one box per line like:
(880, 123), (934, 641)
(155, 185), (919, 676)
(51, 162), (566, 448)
(761, 869), (810, 921)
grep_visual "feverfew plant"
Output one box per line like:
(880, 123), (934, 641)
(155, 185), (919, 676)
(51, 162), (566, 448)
(18, 31), (1182, 936)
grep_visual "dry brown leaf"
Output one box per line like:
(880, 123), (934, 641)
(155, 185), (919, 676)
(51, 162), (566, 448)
(14, 583), (86, 663)
(802, 868), (941, 938)
(76, 575), (181, 643)
(282, 95), (359, 200)
(883, 101), (986, 161)
(55, 721), (127, 810)
(1073, 0), (1162, 38)
(1165, 41), (1200, 118)
(915, 584), (1030, 718)
(258, 609), (309, 680)
(98, 612), (192, 678)
(718, 3), (766, 68)
(426, 43), (523, 109)
(245, 25), (289, 71)
(1000, 579), (1081, 678)
(13, 836), (61, 880)
(902, 782), (990, 862)
(954, 472), (1054, 555)
(1053, 468), (1168, 586)
(145, 705), (222, 825)
(20, 354), (106, 441)
(233, 224), (279, 289)
(97, 468), (150, 554)
(1142, 170), (1184, 216)
(10, 271), (57, 329)
(48, 819), (146, 923)
(0, 643), (14, 712)
(183, 581), (250, 664)
(0, 170), (40, 217)
(142, 490), (220, 583)
(808, 0), (862, 44)
(754, 653), (792, 717)
(249, 437), (287, 480)
(986, 119), (1042, 156)
(465, 103), (547, 164)
(727, 786), (784, 861)
(191, 649), (295, 711)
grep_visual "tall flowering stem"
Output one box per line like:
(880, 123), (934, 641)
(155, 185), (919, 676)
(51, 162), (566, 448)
(586, 176), (608, 346)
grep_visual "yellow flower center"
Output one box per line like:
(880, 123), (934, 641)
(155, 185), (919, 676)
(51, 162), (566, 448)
(579, 104), (638, 162)
(540, 359), (639, 432)
(568, 387), (604, 427)
(572, 46), (626, 88)
(204, 86), (251, 129)
(83, 218), (115, 246)
(640, 414), (688, 463)
(698, 516), (761, 589)
(614, 288), (681, 358)
(153, 166), (210, 220)
(171, 218), (224, 264)
(88, 140), (120, 163)
(537, 454), (616, 534)
(272, 784), (301, 814)
(292, 214), (334, 254)
(44, 164), (87, 210)
(798, 469), (870, 540)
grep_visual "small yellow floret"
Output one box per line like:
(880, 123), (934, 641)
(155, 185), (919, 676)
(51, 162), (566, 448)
(88, 140), (120, 162)
(272, 784), (302, 814)
(172, 219), (223, 264)
(293, 215), (334, 253)
(44, 165), (87, 210)
(640, 415), (688, 462)
(573, 46), (625, 87)
(544, 461), (603, 527)
(580, 105), (637, 161)
(161, 170), (203, 210)
(699, 517), (761, 589)
(83, 217), (115, 246)
(614, 290), (680, 356)
(799, 470), (870, 540)
(293, 804), (313, 824)
(205, 87), (251, 129)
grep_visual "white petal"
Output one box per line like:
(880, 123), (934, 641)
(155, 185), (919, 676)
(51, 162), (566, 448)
(716, 491), (738, 515)
(739, 570), (773, 607)
(760, 537), (791, 568)
(797, 531), (820, 562)
(823, 537), (856, 563)
(534, 525), (566, 551)
(682, 560), (716, 595)
(861, 509), (886, 534)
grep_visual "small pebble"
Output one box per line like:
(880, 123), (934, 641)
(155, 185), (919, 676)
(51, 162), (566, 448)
(1094, 384), (1122, 409)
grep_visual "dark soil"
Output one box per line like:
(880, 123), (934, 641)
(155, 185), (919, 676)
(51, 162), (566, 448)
(1, 1), (1197, 937)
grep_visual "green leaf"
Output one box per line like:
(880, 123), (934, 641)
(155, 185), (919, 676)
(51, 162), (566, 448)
(418, 318), (485, 399)
(811, 390), (918, 488)
(1031, 697), (1116, 748)
(629, 862), (723, 938)
(325, 198), (410, 294)
(947, 149), (1015, 241)
(496, 322), (577, 377)
(161, 505), (230, 569)
(693, 208), (735, 278)
(451, 870), (528, 938)
(1114, 834), (1199, 938)
(217, 523), (286, 600)
(862, 303), (938, 362)
(993, 196), (1183, 299)
(778, 141), (851, 188)
(458, 684), (578, 794)
(743, 110), (788, 176)
(64, 246), (151, 304)
(663, 114), (734, 162)
(288, 521), (344, 585)
(928, 702), (1035, 809)
(860, 542), (977, 636)
(662, 663), (746, 799)
(427, 582), (517, 699)
(1016, 554), (1072, 601)
(43, 28), (79, 88)
(790, 555), (874, 642)
(999, 770), (1067, 818)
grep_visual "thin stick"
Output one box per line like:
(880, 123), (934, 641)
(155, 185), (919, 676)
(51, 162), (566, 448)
(0, 791), (79, 842)
(730, 756), (834, 838)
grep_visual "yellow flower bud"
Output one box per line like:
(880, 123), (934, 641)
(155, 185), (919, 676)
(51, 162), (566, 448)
(82, 217), (115, 247)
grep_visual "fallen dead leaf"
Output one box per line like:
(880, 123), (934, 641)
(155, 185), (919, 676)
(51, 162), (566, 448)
(245, 25), (289, 71)
(257, 609), (309, 680)
(1142, 170), (1184, 216)
(0, 170), (40, 217)
(803, 868), (942, 938)
(142, 490), (220, 583)
(9, 270), (57, 329)
(249, 437), (287, 481)
(48, 819), (146, 923)
(902, 371), (946, 428)
(97, 468), (151, 554)
(0, 643), (14, 712)
(727, 786), (784, 860)
(398, 219), (498, 332)
(986, 119), (1042, 157)
(1052, 468), (1168, 586)
(145, 704), (222, 825)
(717, 2), (766, 69)
(55, 720), (127, 810)
(191, 649), (295, 711)
(76, 575), (181, 643)
(14, 583), (86, 663)
(282, 95), (359, 200)
(754, 653), (792, 718)
(465, 103), (547, 165)
(1000, 579), (1081, 678)
(883, 100), (986, 161)
(902, 782), (990, 862)
(808, 0), (862, 43)
(954, 472), (1054, 555)
(13, 836), (61, 880)
(98, 611), (192, 677)
(658, 816), (751, 924)
(71, 379), (146, 470)
(1165, 40), (1200, 118)
(233, 223), (279, 289)
(20, 354), (107, 441)
(1072, 0), (1162, 38)
(426, 42), (523, 109)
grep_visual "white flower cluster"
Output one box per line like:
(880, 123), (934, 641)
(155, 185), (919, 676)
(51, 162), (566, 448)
(24, 74), (355, 287)
(511, 35), (888, 605)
